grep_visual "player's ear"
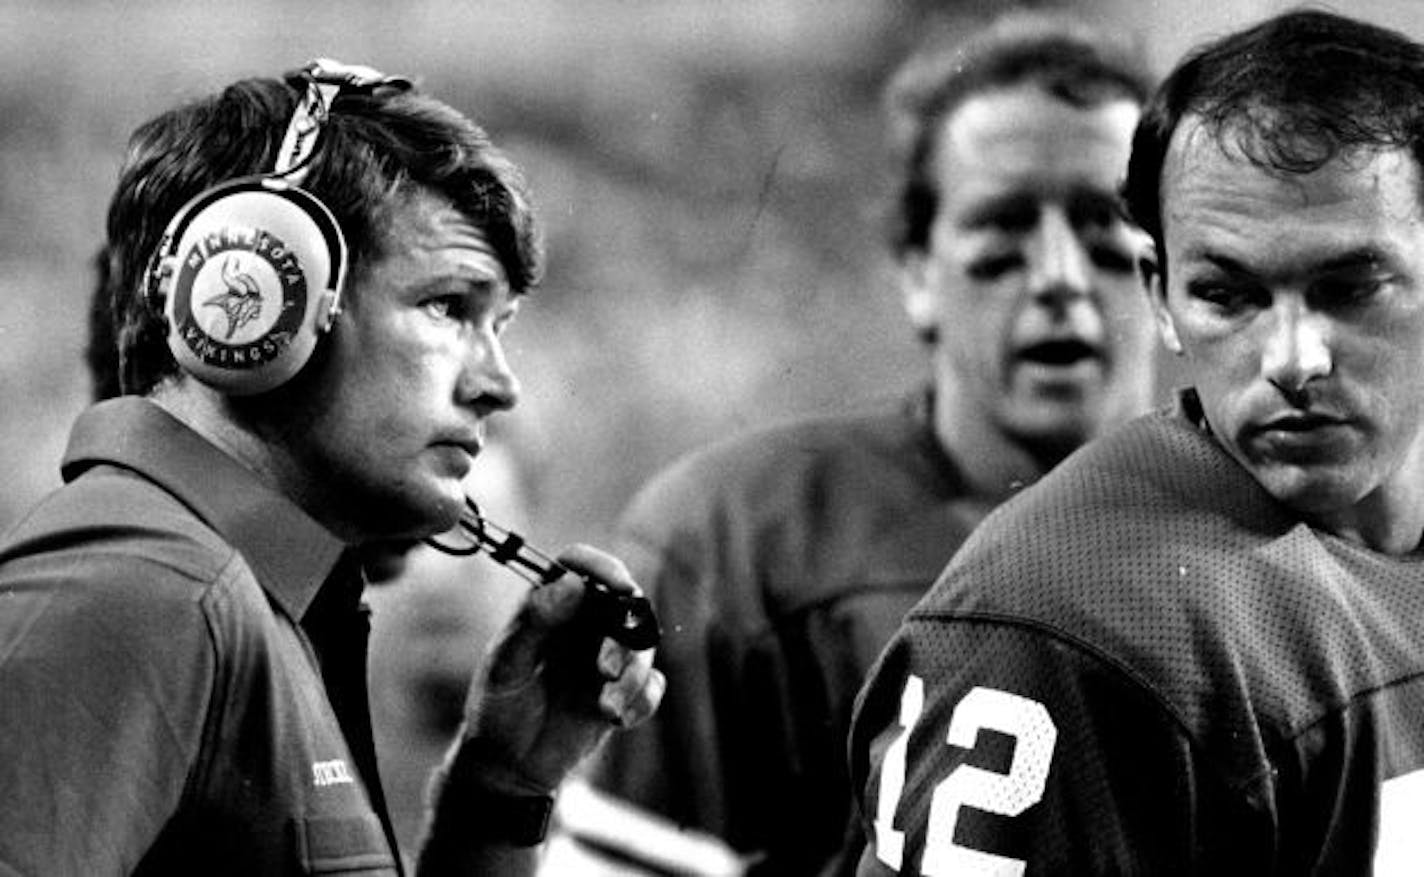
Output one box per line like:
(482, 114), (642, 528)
(1141, 246), (1183, 355)
(898, 250), (938, 341)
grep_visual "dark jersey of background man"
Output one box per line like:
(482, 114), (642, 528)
(580, 389), (1004, 874)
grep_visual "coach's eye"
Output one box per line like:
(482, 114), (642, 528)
(424, 295), (467, 321)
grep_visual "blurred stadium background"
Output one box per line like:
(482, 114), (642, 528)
(2, 0), (1421, 545)
(3, 0), (1422, 858)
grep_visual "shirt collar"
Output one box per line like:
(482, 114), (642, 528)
(60, 397), (347, 621)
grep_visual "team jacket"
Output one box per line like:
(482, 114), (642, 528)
(851, 392), (1424, 875)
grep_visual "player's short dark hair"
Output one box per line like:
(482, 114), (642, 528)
(1123, 9), (1424, 274)
(104, 68), (543, 396)
(884, 11), (1153, 258)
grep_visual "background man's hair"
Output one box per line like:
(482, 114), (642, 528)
(884, 10), (1153, 259)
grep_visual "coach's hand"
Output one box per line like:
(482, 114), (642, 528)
(455, 543), (664, 795)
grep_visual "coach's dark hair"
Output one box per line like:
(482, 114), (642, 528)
(86, 246), (122, 402)
(884, 11), (1153, 259)
(1123, 8), (1424, 277)
(105, 69), (543, 396)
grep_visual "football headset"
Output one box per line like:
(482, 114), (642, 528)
(143, 59), (411, 395)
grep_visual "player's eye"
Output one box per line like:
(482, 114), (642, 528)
(1186, 279), (1264, 314)
(1310, 272), (1393, 309)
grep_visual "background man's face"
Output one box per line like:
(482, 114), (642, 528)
(904, 83), (1156, 452)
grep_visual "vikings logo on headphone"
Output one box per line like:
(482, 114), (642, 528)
(153, 177), (340, 394)
(173, 225), (306, 370)
(145, 59), (410, 395)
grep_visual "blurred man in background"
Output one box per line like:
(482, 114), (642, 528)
(556, 11), (1159, 875)
(851, 8), (1424, 872)
(0, 59), (661, 874)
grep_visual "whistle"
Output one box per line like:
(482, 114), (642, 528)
(425, 497), (661, 651)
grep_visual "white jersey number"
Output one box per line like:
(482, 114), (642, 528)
(1376, 769), (1424, 875)
(874, 679), (1058, 876)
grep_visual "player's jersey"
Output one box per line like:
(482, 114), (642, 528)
(851, 392), (1424, 875)
(577, 390), (998, 875)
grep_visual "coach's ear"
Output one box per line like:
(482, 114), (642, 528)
(1141, 244), (1182, 355)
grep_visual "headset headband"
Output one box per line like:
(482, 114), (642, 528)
(275, 58), (413, 185)
(144, 58), (413, 395)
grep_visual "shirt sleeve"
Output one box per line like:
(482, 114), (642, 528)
(0, 551), (213, 874)
(849, 618), (1275, 876)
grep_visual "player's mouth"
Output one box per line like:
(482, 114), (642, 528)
(1245, 412), (1354, 460)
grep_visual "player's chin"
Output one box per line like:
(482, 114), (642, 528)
(1244, 457), (1370, 517)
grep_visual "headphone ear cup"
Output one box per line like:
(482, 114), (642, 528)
(153, 177), (346, 395)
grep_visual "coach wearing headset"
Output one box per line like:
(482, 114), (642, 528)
(0, 61), (663, 875)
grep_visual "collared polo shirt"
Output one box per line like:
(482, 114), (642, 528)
(0, 398), (402, 875)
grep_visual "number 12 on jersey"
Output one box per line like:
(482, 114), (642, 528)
(872, 676), (1058, 876)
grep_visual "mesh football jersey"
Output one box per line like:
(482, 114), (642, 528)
(851, 393), (1424, 875)
(582, 390), (995, 874)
